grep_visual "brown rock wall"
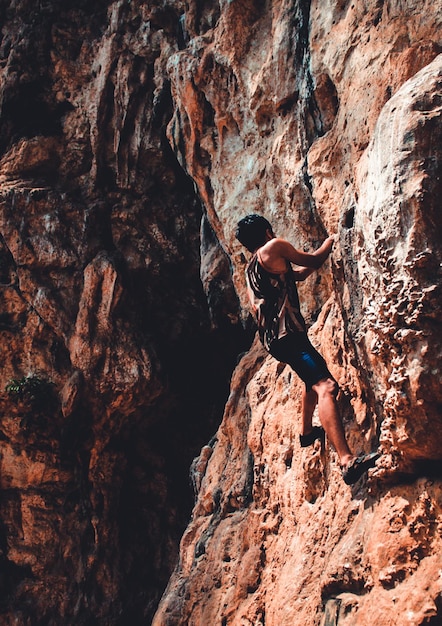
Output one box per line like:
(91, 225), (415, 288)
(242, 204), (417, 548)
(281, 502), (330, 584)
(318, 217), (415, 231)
(0, 1), (246, 624)
(154, 0), (442, 625)
(0, 0), (441, 625)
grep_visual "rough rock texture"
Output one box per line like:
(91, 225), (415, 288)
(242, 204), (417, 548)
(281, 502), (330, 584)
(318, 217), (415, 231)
(0, 0), (441, 625)
(153, 1), (442, 625)
(0, 1), (247, 624)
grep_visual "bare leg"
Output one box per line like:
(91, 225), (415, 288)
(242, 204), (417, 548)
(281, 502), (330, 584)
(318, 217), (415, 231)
(312, 378), (354, 467)
(301, 388), (318, 436)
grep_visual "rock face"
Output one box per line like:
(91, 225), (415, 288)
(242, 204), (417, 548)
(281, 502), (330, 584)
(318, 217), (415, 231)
(153, 1), (442, 625)
(0, 0), (441, 625)
(0, 1), (246, 624)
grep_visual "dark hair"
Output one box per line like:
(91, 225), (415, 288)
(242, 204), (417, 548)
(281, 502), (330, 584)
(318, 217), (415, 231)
(235, 214), (273, 252)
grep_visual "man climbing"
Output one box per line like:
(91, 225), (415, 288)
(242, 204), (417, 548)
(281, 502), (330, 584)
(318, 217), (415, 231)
(235, 214), (380, 485)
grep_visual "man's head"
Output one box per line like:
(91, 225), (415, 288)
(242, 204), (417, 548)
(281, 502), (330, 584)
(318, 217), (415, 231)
(235, 214), (273, 252)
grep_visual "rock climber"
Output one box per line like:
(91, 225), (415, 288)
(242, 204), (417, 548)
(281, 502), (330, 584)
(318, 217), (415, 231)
(235, 214), (380, 485)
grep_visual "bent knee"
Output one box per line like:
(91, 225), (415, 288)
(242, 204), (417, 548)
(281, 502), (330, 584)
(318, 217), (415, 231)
(313, 377), (338, 398)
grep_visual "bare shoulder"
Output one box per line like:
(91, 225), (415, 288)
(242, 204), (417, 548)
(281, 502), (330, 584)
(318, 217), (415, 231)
(258, 238), (292, 272)
(261, 237), (315, 269)
(260, 238), (290, 254)
(265, 238), (301, 259)
(270, 238), (295, 252)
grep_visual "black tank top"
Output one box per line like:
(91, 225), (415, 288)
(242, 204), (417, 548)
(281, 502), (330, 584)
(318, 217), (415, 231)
(246, 252), (306, 351)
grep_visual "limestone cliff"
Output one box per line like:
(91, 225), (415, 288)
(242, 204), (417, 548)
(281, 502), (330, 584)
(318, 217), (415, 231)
(0, 1), (441, 625)
(0, 1), (246, 623)
(154, 1), (442, 625)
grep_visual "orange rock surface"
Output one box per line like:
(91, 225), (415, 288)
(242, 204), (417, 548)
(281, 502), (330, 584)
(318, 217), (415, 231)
(0, 1), (441, 625)
(0, 1), (246, 622)
(154, 1), (442, 625)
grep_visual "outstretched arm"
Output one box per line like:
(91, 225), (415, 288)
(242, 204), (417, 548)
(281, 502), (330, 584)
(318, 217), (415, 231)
(276, 235), (335, 268)
(259, 235), (335, 273)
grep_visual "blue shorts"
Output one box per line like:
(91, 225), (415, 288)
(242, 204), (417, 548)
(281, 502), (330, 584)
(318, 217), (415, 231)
(269, 333), (333, 391)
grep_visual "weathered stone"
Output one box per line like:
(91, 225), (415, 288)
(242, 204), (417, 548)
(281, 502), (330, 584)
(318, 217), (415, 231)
(0, 0), (441, 625)
(153, 1), (442, 625)
(0, 1), (245, 623)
